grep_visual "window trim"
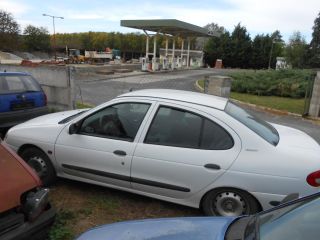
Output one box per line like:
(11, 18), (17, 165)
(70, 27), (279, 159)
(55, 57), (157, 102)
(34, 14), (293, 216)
(144, 105), (234, 150)
(76, 102), (151, 142)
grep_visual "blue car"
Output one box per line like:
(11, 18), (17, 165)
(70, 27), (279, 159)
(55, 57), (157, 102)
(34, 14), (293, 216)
(76, 192), (319, 240)
(0, 72), (48, 134)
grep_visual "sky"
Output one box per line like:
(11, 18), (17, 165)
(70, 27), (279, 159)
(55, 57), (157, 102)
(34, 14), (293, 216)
(0, 0), (319, 43)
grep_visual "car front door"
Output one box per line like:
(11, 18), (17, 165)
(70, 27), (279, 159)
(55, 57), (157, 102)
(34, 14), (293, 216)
(131, 102), (241, 199)
(55, 100), (154, 188)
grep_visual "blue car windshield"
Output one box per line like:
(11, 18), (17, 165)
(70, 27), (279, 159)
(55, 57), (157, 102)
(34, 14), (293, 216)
(0, 75), (41, 94)
(225, 102), (279, 146)
(258, 196), (320, 240)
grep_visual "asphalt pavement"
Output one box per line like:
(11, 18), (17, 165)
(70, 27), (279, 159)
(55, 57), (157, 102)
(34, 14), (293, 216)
(75, 68), (320, 144)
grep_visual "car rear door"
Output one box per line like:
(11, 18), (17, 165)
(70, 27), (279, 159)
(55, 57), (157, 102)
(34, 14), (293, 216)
(131, 102), (241, 199)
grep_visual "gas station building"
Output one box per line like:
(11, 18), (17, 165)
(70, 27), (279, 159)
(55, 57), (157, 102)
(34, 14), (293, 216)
(120, 19), (218, 71)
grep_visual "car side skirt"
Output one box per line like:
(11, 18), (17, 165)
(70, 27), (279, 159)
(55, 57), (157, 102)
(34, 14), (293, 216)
(61, 164), (190, 192)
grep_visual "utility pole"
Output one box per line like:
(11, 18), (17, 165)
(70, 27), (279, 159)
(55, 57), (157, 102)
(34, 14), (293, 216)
(42, 14), (64, 61)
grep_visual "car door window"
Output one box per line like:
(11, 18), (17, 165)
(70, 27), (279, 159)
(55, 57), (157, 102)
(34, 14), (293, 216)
(6, 76), (25, 92)
(200, 119), (234, 150)
(144, 106), (234, 150)
(79, 102), (150, 141)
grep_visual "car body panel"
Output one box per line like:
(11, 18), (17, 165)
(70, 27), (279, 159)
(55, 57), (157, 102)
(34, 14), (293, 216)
(55, 99), (155, 188)
(76, 217), (236, 240)
(131, 101), (242, 199)
(77, 192), (320, 240)
(0, 142), (40, 211)
(0, 141), (55, 240)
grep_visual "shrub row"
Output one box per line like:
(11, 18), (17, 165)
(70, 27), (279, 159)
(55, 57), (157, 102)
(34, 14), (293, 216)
(229, 70), (315, 98)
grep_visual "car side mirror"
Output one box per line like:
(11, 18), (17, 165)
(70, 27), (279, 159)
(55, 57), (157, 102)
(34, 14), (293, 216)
(281, 193), (299, 204)
(69, 122), (80, 135)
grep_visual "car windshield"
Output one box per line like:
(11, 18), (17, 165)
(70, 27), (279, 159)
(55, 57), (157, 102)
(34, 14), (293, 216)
(0, 75), (41, 94)
(225, 101), (279, 146)
(244, 194), (320, 240)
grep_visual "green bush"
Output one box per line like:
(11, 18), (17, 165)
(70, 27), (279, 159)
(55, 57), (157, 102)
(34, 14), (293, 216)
(230, 70), (315, 98)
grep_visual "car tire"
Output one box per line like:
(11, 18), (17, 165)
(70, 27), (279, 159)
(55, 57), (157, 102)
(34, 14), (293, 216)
(20, 147), (56, 186)
(202, 188), (260, 216)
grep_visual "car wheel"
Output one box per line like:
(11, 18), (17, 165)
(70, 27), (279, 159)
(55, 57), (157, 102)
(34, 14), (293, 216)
(20, 147), (56, 186)
(202, 188), (260, 216)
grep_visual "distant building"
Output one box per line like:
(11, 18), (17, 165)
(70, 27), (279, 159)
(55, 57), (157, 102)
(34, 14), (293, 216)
(159, 48), (204, 68)
(276, 57), (288, 70)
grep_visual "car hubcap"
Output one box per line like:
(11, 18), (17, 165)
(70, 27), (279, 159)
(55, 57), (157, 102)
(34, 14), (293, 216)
(28, 156), (47, 178)
(214, 192), (247, 216)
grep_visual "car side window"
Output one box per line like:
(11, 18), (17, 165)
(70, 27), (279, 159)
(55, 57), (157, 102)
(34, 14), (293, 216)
(144, 106), (234, 150)
(79, 102), (150, 141)
(6, 76), (25, 91)
(200, 119), (234, 150)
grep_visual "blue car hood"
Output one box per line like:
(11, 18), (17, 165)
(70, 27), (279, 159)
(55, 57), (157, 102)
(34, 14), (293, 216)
(76, 217), (237, 240)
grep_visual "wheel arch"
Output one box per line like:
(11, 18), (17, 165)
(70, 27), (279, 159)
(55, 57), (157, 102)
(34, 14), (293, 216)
(200, 186), (263, 212)
(18, 144), (44, 156)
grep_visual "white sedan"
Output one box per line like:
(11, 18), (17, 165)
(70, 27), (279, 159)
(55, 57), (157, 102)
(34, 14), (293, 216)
(4, 89), (320, 216)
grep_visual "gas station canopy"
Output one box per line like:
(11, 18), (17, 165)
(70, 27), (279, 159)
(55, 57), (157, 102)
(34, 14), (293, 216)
(120, 19), (217, 37)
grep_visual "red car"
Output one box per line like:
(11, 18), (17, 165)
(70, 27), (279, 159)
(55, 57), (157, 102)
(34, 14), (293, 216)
(0, 140), (55, 240)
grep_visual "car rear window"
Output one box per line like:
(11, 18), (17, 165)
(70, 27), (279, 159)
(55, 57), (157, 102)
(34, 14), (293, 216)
(0, 75), (41, 94)
(225, 101), (279, 146)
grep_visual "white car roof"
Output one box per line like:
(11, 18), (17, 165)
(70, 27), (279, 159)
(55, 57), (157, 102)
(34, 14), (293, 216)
(118, 89), (228, 110)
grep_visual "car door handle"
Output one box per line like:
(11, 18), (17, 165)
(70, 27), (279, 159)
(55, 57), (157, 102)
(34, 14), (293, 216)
(204, 164), (221, 170)
(113, 150), (126, 156)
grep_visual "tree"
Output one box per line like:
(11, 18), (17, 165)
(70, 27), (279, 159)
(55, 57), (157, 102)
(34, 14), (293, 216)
(229, 23), (252, 68)
(23, 25), (50, 51)
(0, 10), (20, 51)
(285, 31), (308, 68)
(196, 22), (225, 50)
(250, 34), (272, 69)
(308, 12), (320, 67)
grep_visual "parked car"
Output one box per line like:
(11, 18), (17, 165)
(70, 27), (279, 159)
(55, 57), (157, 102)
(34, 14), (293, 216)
(76, 192), (320, 240)
(0, 71), (48, 136)
(0, 140), (55, 240)
(4, 89), (320, 216)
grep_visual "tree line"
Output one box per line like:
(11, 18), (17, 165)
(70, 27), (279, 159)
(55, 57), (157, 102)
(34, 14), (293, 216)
(203, 17), (320, 69)
(0, 9), (319, 68)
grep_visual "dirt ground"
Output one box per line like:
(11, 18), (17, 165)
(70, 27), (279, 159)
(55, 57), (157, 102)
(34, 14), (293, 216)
(49, 178), (201, 239)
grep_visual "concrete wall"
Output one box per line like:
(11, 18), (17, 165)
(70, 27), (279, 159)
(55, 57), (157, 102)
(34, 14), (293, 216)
(0, 64), (75, 110)
(309, 72), (320, 118)
(206, 75), (232, 98)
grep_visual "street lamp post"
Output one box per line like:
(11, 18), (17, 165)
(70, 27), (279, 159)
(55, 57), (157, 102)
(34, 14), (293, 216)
(42, 14), (64, 61)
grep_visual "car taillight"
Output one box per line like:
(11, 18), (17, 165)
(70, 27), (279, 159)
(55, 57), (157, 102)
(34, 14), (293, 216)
(307, 170), (320, 187)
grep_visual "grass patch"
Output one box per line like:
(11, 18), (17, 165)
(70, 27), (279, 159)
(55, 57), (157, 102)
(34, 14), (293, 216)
(49, 209), (75, 240)
(88, 195), (120, 214)
(229, 69), (315, 98)
(76, 101), (94, 109)
(196, 79), (305, 114)
(230, 92), (305, 114)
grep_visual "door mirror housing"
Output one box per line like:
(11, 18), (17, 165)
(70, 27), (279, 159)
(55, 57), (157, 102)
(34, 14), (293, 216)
(281, 193), (299, 204)
(69, 122), (80, 135)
